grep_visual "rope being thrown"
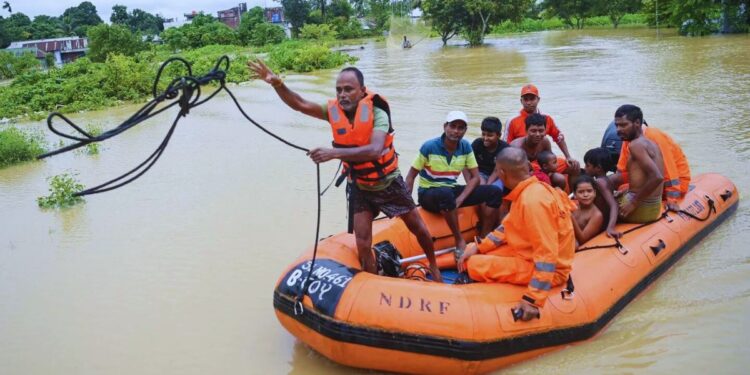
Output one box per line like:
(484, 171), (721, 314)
(37, 55), (326, 315)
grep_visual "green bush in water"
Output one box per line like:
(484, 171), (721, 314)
(37, 172), (86, 209)
(82, 124), (102, 155)
(0, 127), (47, 168)
(268, 40), (358, 73)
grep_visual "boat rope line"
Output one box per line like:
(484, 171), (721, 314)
(36, 55), (326, 315)
(576, 196), (717, 253)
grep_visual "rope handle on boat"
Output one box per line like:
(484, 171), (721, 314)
(36, 55), (327, 316)
(576, 197), (716, 253)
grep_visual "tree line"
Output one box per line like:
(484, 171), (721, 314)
(421, 0), (750, 46)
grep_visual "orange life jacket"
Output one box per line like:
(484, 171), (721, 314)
(327, 92), (398, 186)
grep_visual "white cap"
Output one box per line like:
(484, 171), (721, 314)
(445, 110), (469, 125)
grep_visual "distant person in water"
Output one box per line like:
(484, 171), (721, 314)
(402, 36), (412, 49)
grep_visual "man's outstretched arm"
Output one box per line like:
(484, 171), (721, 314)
(248, 59), (325, 120)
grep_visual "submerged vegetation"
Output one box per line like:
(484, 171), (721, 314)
(37, 172), (86, 209)
(0, 127), (46, 168)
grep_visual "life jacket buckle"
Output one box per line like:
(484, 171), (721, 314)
(560, 289), (574, 300)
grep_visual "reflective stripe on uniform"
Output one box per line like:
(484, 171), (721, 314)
(530, 278), (551, 291)
(534, 262), (556, 273)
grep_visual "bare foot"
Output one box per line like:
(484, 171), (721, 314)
(430, 265), (443, 283)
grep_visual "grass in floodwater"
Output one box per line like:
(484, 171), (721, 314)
(37, 172), (85, 209)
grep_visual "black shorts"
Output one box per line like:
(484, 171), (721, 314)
(350, 176), (416, 218)
(418, 185), (503, 213)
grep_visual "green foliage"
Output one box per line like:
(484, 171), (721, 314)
(300, 23), (339, 41)
(82, 124), (102, 155)
(37, 172), (85, 209)
(160, 13), (238, 50)
(110, 5), (164, 34)
(0, 51), (41, 79)
(0, 126), (46, 168)
(542, 0), (599, 29)
(238, 6), (266, 44)
(330, 17), (364, 39)
(268, 40), (357, 72)
(603, 0), (642, 28)
(87, 23), (147, 62)
(492, 13), (648, 34)
(281, 0), (311, 37)
(641, 0), (748, 35)
(367, 0), (392, 32)
(30, 15), (67, 39)
(61, 1), (103, 37)
(423, 0), (531, 46)
(248, 23), (287, 46)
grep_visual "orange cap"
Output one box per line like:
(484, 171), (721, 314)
(520, 84), (539, 97)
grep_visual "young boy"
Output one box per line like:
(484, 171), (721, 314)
(571, 175), (604, 245)
(471, 117), (509, 189)
(537, 150), (568, 191)
(583, 147), (621, 238)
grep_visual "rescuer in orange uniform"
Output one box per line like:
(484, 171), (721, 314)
(457, 147), (575, 321)
(248, 60), (442, 281)
(503, 84), (573, 162)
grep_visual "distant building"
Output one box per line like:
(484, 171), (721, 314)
(6, 37), (88, 67)
(217, 3), (248, 29)
(264, 7), (284, 24)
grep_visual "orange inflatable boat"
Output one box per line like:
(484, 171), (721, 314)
(273, 173), (738, 374)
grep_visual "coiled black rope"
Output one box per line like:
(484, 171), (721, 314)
(38, 55), (327, 315)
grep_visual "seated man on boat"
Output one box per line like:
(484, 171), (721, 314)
(610, 106), (691, 211)
(247, 60), (442, 281)
(457, 147), (575, 321)
(510, 113), (579, 181)
(405, 111), (503, 254)
(607, 105), (666, 223)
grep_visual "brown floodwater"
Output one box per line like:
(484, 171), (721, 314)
(1, 28), (749, 374)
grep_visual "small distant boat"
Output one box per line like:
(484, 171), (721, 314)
(273, 173), (738, 374)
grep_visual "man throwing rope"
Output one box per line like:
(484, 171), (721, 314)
(248, 60), (442, 282)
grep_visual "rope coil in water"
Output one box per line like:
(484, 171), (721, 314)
(38, 55), (325, 315)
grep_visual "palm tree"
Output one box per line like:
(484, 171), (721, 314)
(2, 2), (11, 14)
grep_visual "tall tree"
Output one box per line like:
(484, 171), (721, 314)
(31, 15), (66, 39)
(62, 1), (103, 37)
(110, 5), (129, 25)
(601, 0), (642, 28)
(367, 0), (391, 31)
(86, 23), (145, 62)
(4, 12), (31, 41)
(280, 0), (310, 37)
(543, 0), (598, 29)
(421, 0), (464, 46)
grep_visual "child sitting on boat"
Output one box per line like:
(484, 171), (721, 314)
(537, 150), (568, 191)
(571, 175), (604, 245)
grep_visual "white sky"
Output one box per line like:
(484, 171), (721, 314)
(10, 1), (282, 23)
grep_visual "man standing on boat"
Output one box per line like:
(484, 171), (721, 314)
(457, 147), (575, 321)
(247, 60), (442, 282)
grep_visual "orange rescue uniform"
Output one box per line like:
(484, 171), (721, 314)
(466, 176), (576, 307)
(504, 110), (564, 144)
(616, 126), (691, 203)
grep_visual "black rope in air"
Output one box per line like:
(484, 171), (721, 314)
(38, 55), (328, 316)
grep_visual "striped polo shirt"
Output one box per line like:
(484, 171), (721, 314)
(412, 134), (478, 189)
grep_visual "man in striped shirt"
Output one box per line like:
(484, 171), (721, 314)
(405, 111), (504, 253)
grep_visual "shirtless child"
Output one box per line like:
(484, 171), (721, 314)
(608, 105), (665, 223)
(538, 150), (569, 191)
(583, 147), (621, 238)
(571, 175), (604, 245)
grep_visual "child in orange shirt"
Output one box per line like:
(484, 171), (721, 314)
(538, 150), (568, 191)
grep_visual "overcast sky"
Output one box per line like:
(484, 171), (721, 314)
(10, 1), (283, 23)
